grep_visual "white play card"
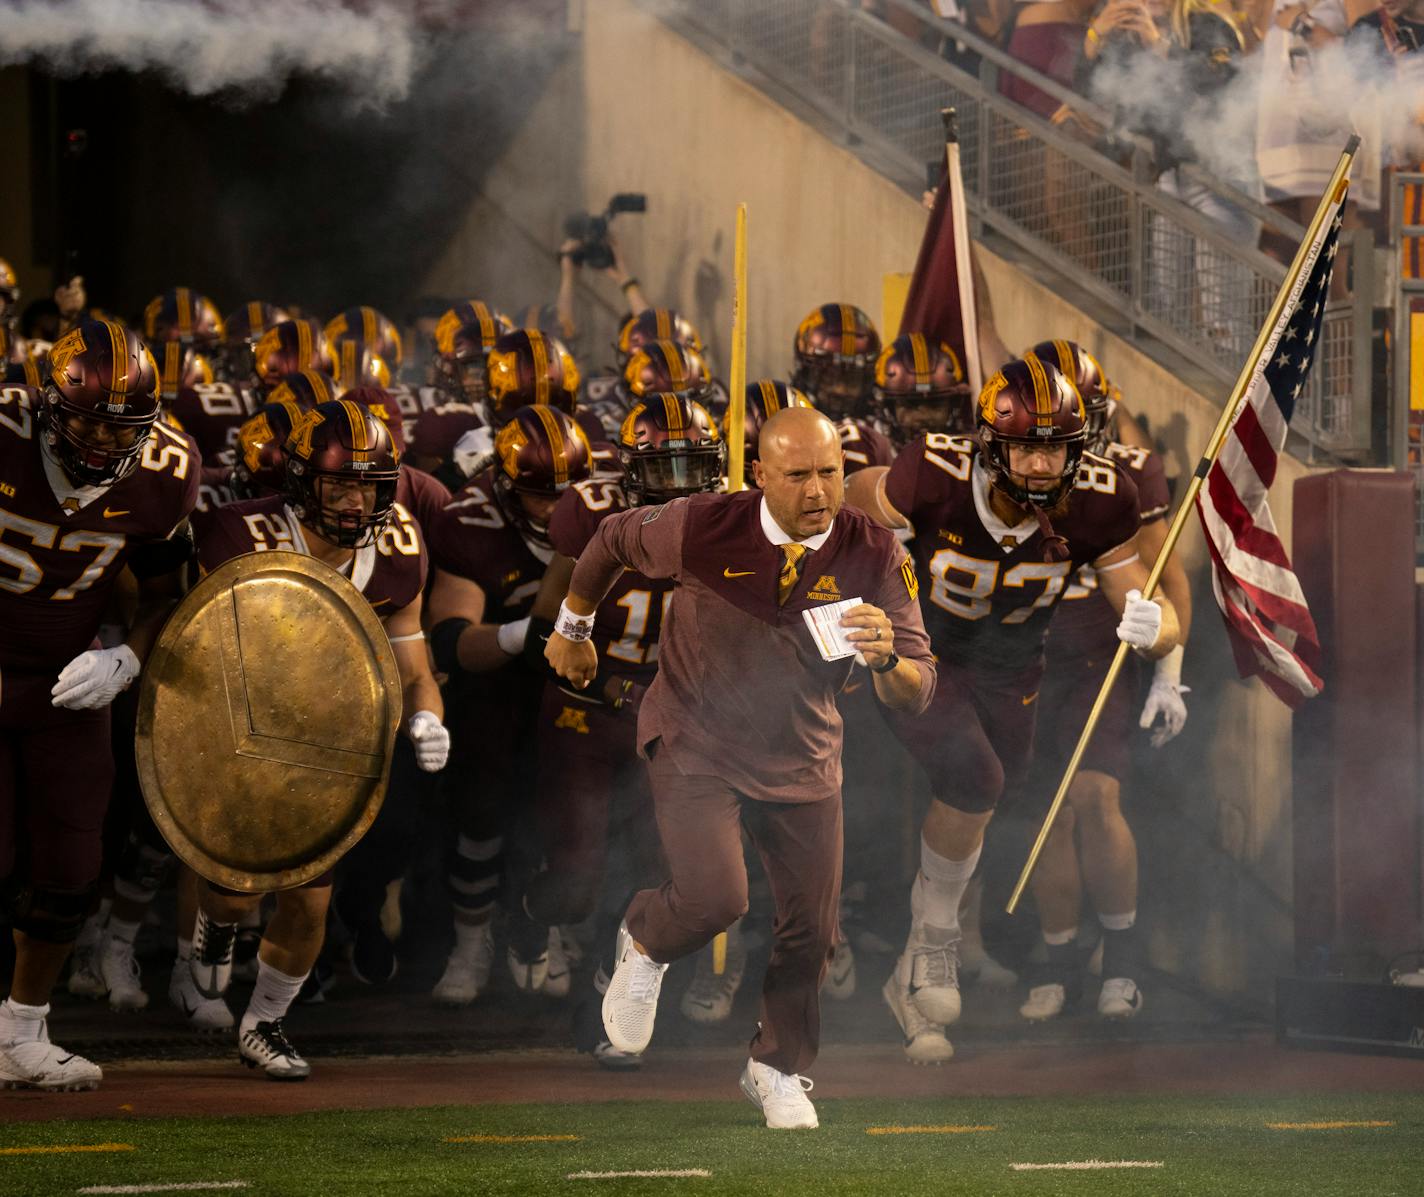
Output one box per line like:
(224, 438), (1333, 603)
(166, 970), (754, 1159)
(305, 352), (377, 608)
(802, 596), (865, 662)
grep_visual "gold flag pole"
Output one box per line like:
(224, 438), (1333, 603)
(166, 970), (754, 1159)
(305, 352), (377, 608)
(713, 202), (750, 973)
(1006, 137), (1358, 914)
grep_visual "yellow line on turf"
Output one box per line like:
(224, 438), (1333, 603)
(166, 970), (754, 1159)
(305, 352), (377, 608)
(866, 1125), (996, 1136)
(1267, 1121), (1395, 1130)
(0, 1144), (134, 1156)
(443, 1135), (581, 1144)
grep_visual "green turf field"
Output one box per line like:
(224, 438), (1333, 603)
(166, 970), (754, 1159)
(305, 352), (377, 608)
(2, 1093), (1419, 1196)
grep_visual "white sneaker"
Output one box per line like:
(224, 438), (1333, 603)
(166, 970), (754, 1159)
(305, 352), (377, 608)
(67, 940), (107, 1000)
(507, 944), (549, 993)
(1098, 977), (1143, 1020)
(680, 928), (746, 1024)
(99, 935), (149, 1012)
(432, 923), (494, 1005)
(543, 927), (572, 999)
(739, 1058), (818, 1129)
(601, 921), (668, 1054)
(0, 1022), (102, 1092)
(238, 1019), (310, 1081)
(824, 939), (857, 1001)
(190, 910), (237, 999)
(882, 964), (954, 1065)
(169, 962), (234, 1032)
(907, 938), (961, 1026)
(1020, 983), (1067, 1022)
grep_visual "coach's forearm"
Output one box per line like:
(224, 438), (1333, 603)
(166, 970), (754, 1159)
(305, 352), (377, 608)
(873, 658), (933, 713)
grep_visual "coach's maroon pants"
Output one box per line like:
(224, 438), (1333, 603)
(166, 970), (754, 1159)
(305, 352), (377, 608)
(627, 743), (842, 1077)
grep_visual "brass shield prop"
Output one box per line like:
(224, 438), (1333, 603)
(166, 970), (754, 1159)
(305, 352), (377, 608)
(136, 550), (403, 892)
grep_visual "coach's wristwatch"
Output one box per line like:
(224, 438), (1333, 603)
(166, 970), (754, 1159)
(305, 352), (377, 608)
(869, 651), (900, 674)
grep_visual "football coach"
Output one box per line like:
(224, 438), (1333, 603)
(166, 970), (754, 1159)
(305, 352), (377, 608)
(546, 406), (934, 1129)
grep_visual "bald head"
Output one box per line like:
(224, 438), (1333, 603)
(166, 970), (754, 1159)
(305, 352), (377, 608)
(754, 406), (845, 539)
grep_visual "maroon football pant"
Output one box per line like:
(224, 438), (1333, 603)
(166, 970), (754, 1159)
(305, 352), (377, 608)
(526, 684), (658, 927)
(0, 670), (115, 903)
(882, 658), (1045, 814)
(628, 743), (842, 1077)
(1026, 645), (1139, 795)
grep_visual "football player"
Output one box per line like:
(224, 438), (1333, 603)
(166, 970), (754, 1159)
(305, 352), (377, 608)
(0, 258), (20, 334)
(873, 333), (973, 444)
(186, 399), (447, 1080)
(846, 353), (1181, 1063)
(324, 306), (403, 376)
(525, 392), (725, 1062)
(1015, 341), (1192, 1023)
(216, 301), (290, 389)
(0, 319), (199, 1091)
(425, 406), (593, 1004)
(429, 301), (513, 409)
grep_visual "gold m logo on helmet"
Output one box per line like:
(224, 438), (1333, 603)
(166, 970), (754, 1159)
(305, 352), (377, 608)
(286, 408), (324, 459)
(239, 413), (275, 472)
(978, 371), (1007, 424)
(47, 327), (86, 381)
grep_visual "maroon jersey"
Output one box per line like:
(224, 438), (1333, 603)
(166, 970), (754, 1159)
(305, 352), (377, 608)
(837, 417), (896, 477)
(195, 493), (427, 615)
(169, 381), (260, 460)
(549, 477), (671, 686)
(385, 382), (445, 427)
(1049, 441), (1171, 654)
(398, 465), (452, 535)
(427, 466), (547, 619)
(885, 433), (1139, 669)
(195, 459), (237, 515)
(406, 401), (482, 466)
(0, 386), (200, 672)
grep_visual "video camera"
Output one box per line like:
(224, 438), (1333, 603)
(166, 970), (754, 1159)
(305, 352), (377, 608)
(562, 193), (647, 271)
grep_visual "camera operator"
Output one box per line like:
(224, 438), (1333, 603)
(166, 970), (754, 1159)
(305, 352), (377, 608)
(556, 232), (649, 347)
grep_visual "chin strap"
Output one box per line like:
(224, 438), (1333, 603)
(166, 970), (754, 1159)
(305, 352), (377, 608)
(1032, 506), (1071, 563)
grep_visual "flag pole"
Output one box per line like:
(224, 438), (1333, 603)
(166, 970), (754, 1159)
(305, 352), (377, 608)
(1006, 137), (1358, 915)
(941, 108), (983, 394)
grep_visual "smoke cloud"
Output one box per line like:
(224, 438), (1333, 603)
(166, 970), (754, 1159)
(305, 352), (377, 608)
(0, 0), (427, 107)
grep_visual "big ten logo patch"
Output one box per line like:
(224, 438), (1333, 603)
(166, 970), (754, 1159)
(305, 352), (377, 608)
(806, 574), (841, 602)
(555, 706), (591, 734)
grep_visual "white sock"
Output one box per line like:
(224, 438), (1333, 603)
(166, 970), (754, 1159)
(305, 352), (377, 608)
(241, 960), (306, 1033)
(0, 997), (49, 1043)
(107, 916), (142, 945)
(1043, 926), (1078, 947)
(176, 937), (193, 963)
(910, 837), (980, 944)
(1099, 910), (1136, 932)
(452, 919), (490, 956)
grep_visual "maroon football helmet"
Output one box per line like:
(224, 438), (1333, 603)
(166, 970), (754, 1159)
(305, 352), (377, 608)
(331, 338), (393, 390)
(253, 319), (334, 396)
(492, 405), (592, 547)
(41, 319), (161, 486)
(874, 333), (970, 440)
(153, 340), (215, 402)
(431, 300), (513, 403)
(220, 301), (291, 386)
(1026, 339), (1112, 454)
(265, 368), (340, 412)
(340, 385), (407, 455)
(614, 308), (705, 372)
(727, 378), (814, 486)
(621, 339), (711, 403)
(484, 329), (581, 427)
(0, 258), (19, 323)
(976, 355), (1086, 509)
(617, 392), (724, 505)
(142, 288), (224, 349)
(791, 302), (881, 420)
(283, 398), (401, 548)
(324, 306), (403, 369)
(232, 395), (315, 500)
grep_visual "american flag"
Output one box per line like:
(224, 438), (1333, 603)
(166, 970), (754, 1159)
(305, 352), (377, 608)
(1194, 199), (1345, 708)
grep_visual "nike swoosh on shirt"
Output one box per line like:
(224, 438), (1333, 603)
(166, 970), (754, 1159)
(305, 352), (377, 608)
(723, 568), (755, 578)
(102, 508), (130, 518)
(1021, 693), (1039, 706)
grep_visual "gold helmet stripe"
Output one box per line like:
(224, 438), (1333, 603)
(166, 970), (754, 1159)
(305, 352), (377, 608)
(530, 333), (550, 404)
(656, 310), (671, 340)
(107, 319), (129, 400)
(1024, 353), (1053, 428)
(910, 333), (930, 386)
(297, 321), (313, 368)
(362, 307), (378, 346)
(1051, 339), (1076, 382)
(837, 305), (856, 356)
(533, 404), (569, 484)
(758, 379), (780, 414)
(176, 288), (192, 339)
(662, 342), (685, 387)
(162, 342), (181, 397)
(248, 301), (263, 335)
(662, 392), (685, 437)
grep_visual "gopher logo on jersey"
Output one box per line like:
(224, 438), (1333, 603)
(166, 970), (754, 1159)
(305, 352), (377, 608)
(554, 706), (591, 735)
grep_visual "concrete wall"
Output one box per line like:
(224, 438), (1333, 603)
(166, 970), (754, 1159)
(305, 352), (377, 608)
(426, 0), (1313, 1000)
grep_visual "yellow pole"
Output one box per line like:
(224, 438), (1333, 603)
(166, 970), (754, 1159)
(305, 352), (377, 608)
(941, 109), (983, 394)
(1005, 138), (1358, 914)
(726, 202), (749, 494)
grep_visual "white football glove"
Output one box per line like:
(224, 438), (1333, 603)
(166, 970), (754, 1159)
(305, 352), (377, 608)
(1139, 644), (1189, 748)
(51, 644), (141, 710)
(496, 616), (531, 657)
(407, 710), (450, 772)
(1115, 588), (1162, 650)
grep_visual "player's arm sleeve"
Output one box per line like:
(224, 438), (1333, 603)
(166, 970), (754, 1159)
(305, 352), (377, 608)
(877, 547), (937, 716)
(568, 498), (687, 605)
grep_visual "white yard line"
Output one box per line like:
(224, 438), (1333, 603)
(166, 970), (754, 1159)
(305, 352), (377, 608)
(567, 1170), (712, 1180)
(77, 1184), (249, 1194)
(1010, 1160), (1164, 1172)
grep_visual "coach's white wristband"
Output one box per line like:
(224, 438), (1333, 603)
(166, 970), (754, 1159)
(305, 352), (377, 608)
(555, 600), (596, 642)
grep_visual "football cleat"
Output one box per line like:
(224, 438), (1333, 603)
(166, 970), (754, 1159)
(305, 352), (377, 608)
(824, 939), (857, 1001)
(601, 921), (668, 1055)
(66, 940), (107, 1000)
(432, 922), (494, 1006)
(190, 910), (237, 999)
(1098, 977), (1144, 1020)
(99, 935), (149, 1012)
(542, 926), (572, 999)
(1020, 983), (1068, 1022)
(907, 938), (962, 1026)
(882, 965), (954, 1065)
(0, 1035), (103, 1092)
(239, 1018), (310, 1081)
(739, 1058), (818, 1130)
(506, 911), (550, 994)
(680, 925), (747, 1024)
(169, 961), (234, 1032)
